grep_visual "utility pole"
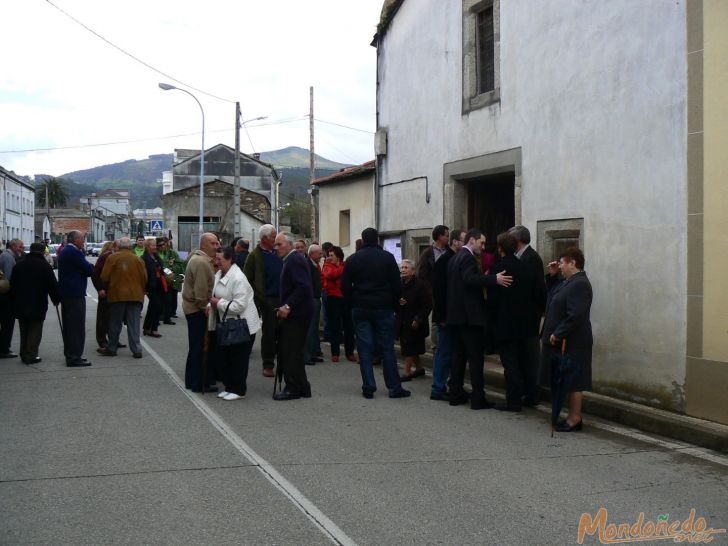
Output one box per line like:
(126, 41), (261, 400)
(234, 102), (241, 238)
(309, 86), (316, 241)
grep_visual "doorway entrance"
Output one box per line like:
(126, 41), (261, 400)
(467, 173), (515, 249)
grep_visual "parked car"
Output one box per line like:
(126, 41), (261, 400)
(49, 243), (61, 269)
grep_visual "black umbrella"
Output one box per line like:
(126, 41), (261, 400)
(550, 339), (580, 437)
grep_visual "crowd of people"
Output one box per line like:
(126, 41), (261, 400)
(0, 221), (592, 431)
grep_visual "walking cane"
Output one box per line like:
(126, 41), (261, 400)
(272, 319), (283, 398)
(201, 319), (210, 395)
(55, 304), (64, 339)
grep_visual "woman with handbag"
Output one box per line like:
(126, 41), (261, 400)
(142, 239), (166, 338)
(209, 246), (261, 401)
(540, 247), (593, 432)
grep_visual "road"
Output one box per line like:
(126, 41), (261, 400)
(1, 274), (726, 545)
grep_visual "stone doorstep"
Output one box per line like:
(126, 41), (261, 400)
(408, 345), (728, 454)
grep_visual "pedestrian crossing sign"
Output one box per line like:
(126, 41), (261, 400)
(150, 220), (164, 231)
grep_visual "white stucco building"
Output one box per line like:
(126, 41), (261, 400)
(313, 161), (376, 258)
(0, 166), (35, 245)
(372, 0), (728, 423)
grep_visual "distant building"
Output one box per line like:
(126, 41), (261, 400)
(40, 208), (106, 243)
(79, 189), (131, 217)
(161, 144), (277, 251)
(0, 166), (35, 244)
(313, 161), (375, 258)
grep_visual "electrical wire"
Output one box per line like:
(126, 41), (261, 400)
(44, 0), (236, 104)
(0, 117), (309, 154)
(314, 118), (374, 134)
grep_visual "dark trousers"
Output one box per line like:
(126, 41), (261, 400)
(499, 339), (530, 407)
(220, 334), (255, 395)
(184, 310), (208, 391)
(96, 298), (110, 347)
(0, 301), (15, 353)
(277, 318), (310, 396)
(143, 290), (163, 332)
(18, 319), (43, 362)
(61, 297), (86, 364)
(162, 288), (178, 321)
(448, 325), (487, 402)
(303, 299), (321, 363)
(326, 296), (355, 357)
(259, 295), (279, 369)
(352, 308), (403, 395)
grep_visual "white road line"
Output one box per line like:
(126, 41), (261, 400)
(140, 338), (358, 546)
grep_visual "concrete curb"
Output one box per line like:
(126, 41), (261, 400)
(411, 346), (728, 454)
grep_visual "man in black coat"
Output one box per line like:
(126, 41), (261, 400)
(446, 228), (512, 409)
(342, 227), (410, 399)
(509, 225), (547, 406)
(273, 232), (314, 400)
(429, 228), (466, 401)
(489, 233), (532, 411)
(303, 244), (324, 366)
(10, 242), (60, 364)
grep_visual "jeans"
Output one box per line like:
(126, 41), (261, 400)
(352, 308), (403, 395)
(431, 324), (453, 396)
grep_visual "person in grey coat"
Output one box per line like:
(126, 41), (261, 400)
(0, 238), (24, 358)
(540, 246), (593, 433)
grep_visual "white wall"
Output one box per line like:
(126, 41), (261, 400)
(1, 173), (35, 244)
(318, 174), (375, 258)
(377, 0), (688, 407)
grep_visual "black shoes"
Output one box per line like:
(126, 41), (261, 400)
(470, 399), (496, 410)
(0, 352), (18, 359)
(362, 391), (374, 399)
(495, 403), (522, 412)
(163, 320), (176, 325)
(97, 348), (116, 356)
(522, 398), (539, 408)
(305, 360), (317, 366)
(273, 390), (301, 401)
(67, 361), (92, 367)
(22, 357), (42, 365)
(389, 389), (411, 399)
(448, 394), (469, 406)
(191, 386), (218, 393)
(430, 392), (449, 402)
(556, 420), (583, 432)
(133, 353), (142, 359)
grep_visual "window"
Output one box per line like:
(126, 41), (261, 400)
(477, 6), (495, 94)
(462, 0), (500, 112)
(339, 210), (351, 248)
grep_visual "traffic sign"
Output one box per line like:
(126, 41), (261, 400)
(149, 220), (165, 231)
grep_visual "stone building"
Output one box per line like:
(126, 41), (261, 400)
(313, 161), (375, 257)
(0, 166), (35, 244)
(372, 0), (728, 424)
(161, 144), (276, 251)
(40, 208), (106, 243)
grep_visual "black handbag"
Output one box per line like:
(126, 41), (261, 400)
(215, 301), (250, 347)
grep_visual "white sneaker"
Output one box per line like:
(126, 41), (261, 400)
(223, 393), (245, 401)
(217, 391), (229, 399)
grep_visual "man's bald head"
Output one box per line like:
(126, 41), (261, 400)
(308, 244), (322, 263)
(199, 232), (220, 257)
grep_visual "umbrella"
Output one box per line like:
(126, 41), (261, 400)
(550, 339), (581, 437)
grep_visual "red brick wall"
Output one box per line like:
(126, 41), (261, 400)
(51, 218), (91, 236)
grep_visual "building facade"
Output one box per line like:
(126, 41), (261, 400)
(313, 161), (376, 258)
(42, 208), (106, 243)
(0, 166), (35, 245)
(373, 0), (728, 423)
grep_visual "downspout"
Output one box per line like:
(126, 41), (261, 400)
(373, 35), (381, 231)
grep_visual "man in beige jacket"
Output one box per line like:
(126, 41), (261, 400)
(99, 237), (147, 358)
(183, 232), (220, 392)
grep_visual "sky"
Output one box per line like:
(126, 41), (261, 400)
(0, 0), (383, 178)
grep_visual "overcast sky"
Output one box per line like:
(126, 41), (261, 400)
(0, 0), (382, 178)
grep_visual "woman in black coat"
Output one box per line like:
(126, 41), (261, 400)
(10, 243), (60, 364)
(397, 259), (431, 381)
(540, 247), (593, 432)
(142, 239), (167, 338)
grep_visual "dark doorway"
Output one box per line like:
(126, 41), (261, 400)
(467, 173), (515, 249)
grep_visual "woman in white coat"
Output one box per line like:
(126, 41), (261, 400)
(209, 246), (262, 401)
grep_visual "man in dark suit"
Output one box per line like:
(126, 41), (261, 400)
(446, 228), (512, 409)
(489, 233), (532, 411)
(273, 232), (314, 400)
(303, 244), (324, 366)
(234, 238), (249, 269)
(58, 231), (94, 367)
(509, 225), (547, 406)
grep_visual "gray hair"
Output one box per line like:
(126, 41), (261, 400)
(508, 225), (531, 245)
(199, 232), (217, 246)
(279, 231), (295, 246)
(117, 237), (132, 249)
(8, 238), (21, 249)
(259, 224), (276, 240)
(308, 244), (321, 256)
(401, 259), (415, 268)
(67, 230), (82, 244)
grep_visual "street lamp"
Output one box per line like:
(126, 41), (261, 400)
(243, 116), (267, 125)
(159, 82), (206, 241)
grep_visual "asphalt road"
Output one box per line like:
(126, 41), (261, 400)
(1, 275), (726, 545)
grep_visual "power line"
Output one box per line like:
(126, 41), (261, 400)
(0, 117), (309, 154)
(44, 0), (236, 104)
(314, 118), (374, 135)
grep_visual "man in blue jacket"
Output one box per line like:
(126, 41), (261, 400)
(58, 231), (94, 367)
(342, 227), (410, 400)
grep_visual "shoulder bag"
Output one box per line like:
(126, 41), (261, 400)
(216, 301), (250, 347)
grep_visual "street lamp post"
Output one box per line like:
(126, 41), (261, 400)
(159, 83), (205, 242)
(234, 111), (267, 237)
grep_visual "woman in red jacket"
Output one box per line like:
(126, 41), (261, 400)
(322, 246), (356, 362)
